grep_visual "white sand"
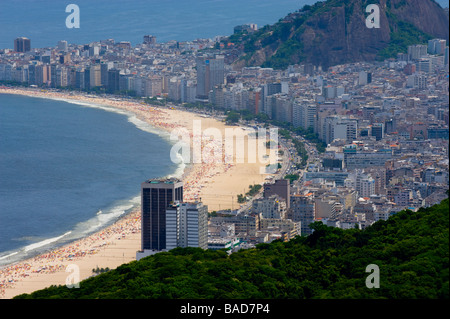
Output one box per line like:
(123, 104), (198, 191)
(0, 87), (278, 298)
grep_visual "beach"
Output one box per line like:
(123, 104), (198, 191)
(0, 87), (277, 298)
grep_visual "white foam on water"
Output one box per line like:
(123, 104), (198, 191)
(126, 113), (172, 141)
(71, 195), (141, 237)
(50, 96), (172, 140)
(0, 251), (18, 261)
(0, 94), (186, 267)
(0, 195), (143, 268)
(23, 231), (72, 252)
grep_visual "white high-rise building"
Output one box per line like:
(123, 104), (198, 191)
(408, 44), (427, 60)
(166, 201), (208, 250)
(358, 71), (372, 86)
(428, 39), (447, 55)
(179, 202), (208, 249)
(334, 119), (357, 142)
(417, 59), (432, 73)
(166, 202), (180, 251)
(406, 73), (427, 89)
(89, 45), (100, 57)
(359, 177), (376, 198)
(168, 77), (182, 102)
(323, 116), (357, 144)
(57, 40), (68, 52)
(298, 102), (316, 130)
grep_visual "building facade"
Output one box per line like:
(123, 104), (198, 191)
(14, 37), (31, 52)
(141, 178), (183, 251)
(196, 55), (224, 99)
(288, 194), (315, 235)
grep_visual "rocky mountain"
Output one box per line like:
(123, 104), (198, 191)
(225, 0), (449, 70)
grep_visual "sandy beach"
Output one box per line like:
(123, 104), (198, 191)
(0, 87), (277, 299)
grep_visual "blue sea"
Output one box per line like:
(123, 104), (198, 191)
(0, 0), (448, 49)
(0, 93), (178, 266)
(0, 0), (449, 267)
(0, 0), (324, 49)
(0, 0), (325, 267)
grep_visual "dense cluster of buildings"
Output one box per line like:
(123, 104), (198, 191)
(1, 34), (448, 254)
(0, 35), (223, 103)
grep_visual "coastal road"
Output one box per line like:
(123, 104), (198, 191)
(237, 135), (291, 214)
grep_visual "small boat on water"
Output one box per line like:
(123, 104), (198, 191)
(96, 210), (102, 215)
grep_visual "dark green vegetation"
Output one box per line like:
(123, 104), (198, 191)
(279, 129), (308, 168)
(222, 0), (448, 70)
(279, 124), (327, 155)
(92, 267), (111, 275)
(376, 19), (433, 61)
(237, 184), (263, 203)
(225, 110), (241, 124)
(284, 174), (300, 184)
(15, 198), (449, 299)
(278, 125), (327, 168)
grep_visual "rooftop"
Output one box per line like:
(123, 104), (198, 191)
(144, 177), (182, 184)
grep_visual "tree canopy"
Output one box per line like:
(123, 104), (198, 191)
(15, 198), (449, 299)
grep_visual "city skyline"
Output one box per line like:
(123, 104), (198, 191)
(2, 0), (448, 50)
(0, 0), (448, 303)
(0, 0), (322, 49)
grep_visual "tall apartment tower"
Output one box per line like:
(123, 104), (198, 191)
(88, 64), (101, 88)
(371, 123), (384, 141)
(57, 40), (68, 52)
(288, 193), (315, 236)
(141, 178), (183, 251)
(358, 71), (372, 86)
(179, 202), (208, 249)
(14, 37), (31, 52)
(165, 202), (180, 250)
(196, 55), (224, 99)
(166, 201), (208, 250)
(299, 103), (317, 131)
(407, 44), (427, 60)
(143, 35), (157, 45)
(107, 68), (120, 93)
(428, 39), (447, 55)
(263, 179), (290, 209)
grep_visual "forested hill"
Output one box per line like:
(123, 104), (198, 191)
(223, 0), (449, 70)
(16, 198), (449, 299)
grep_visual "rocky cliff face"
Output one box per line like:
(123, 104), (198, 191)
(298, 2), (391, 69)
(390, 0), (448, 39)
(230, 0), (449, 70)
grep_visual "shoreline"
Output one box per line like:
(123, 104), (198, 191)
(0, 86), (275, 299)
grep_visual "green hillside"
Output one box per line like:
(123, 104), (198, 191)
(15, 198), (449, 299)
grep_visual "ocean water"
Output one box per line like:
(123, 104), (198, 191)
(0, 0), (448, 49)
(0, 0), (448, 267)
(0, 0), (320, 49)
(0, 0), (324, 266)
(0, 93), (178, 266)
